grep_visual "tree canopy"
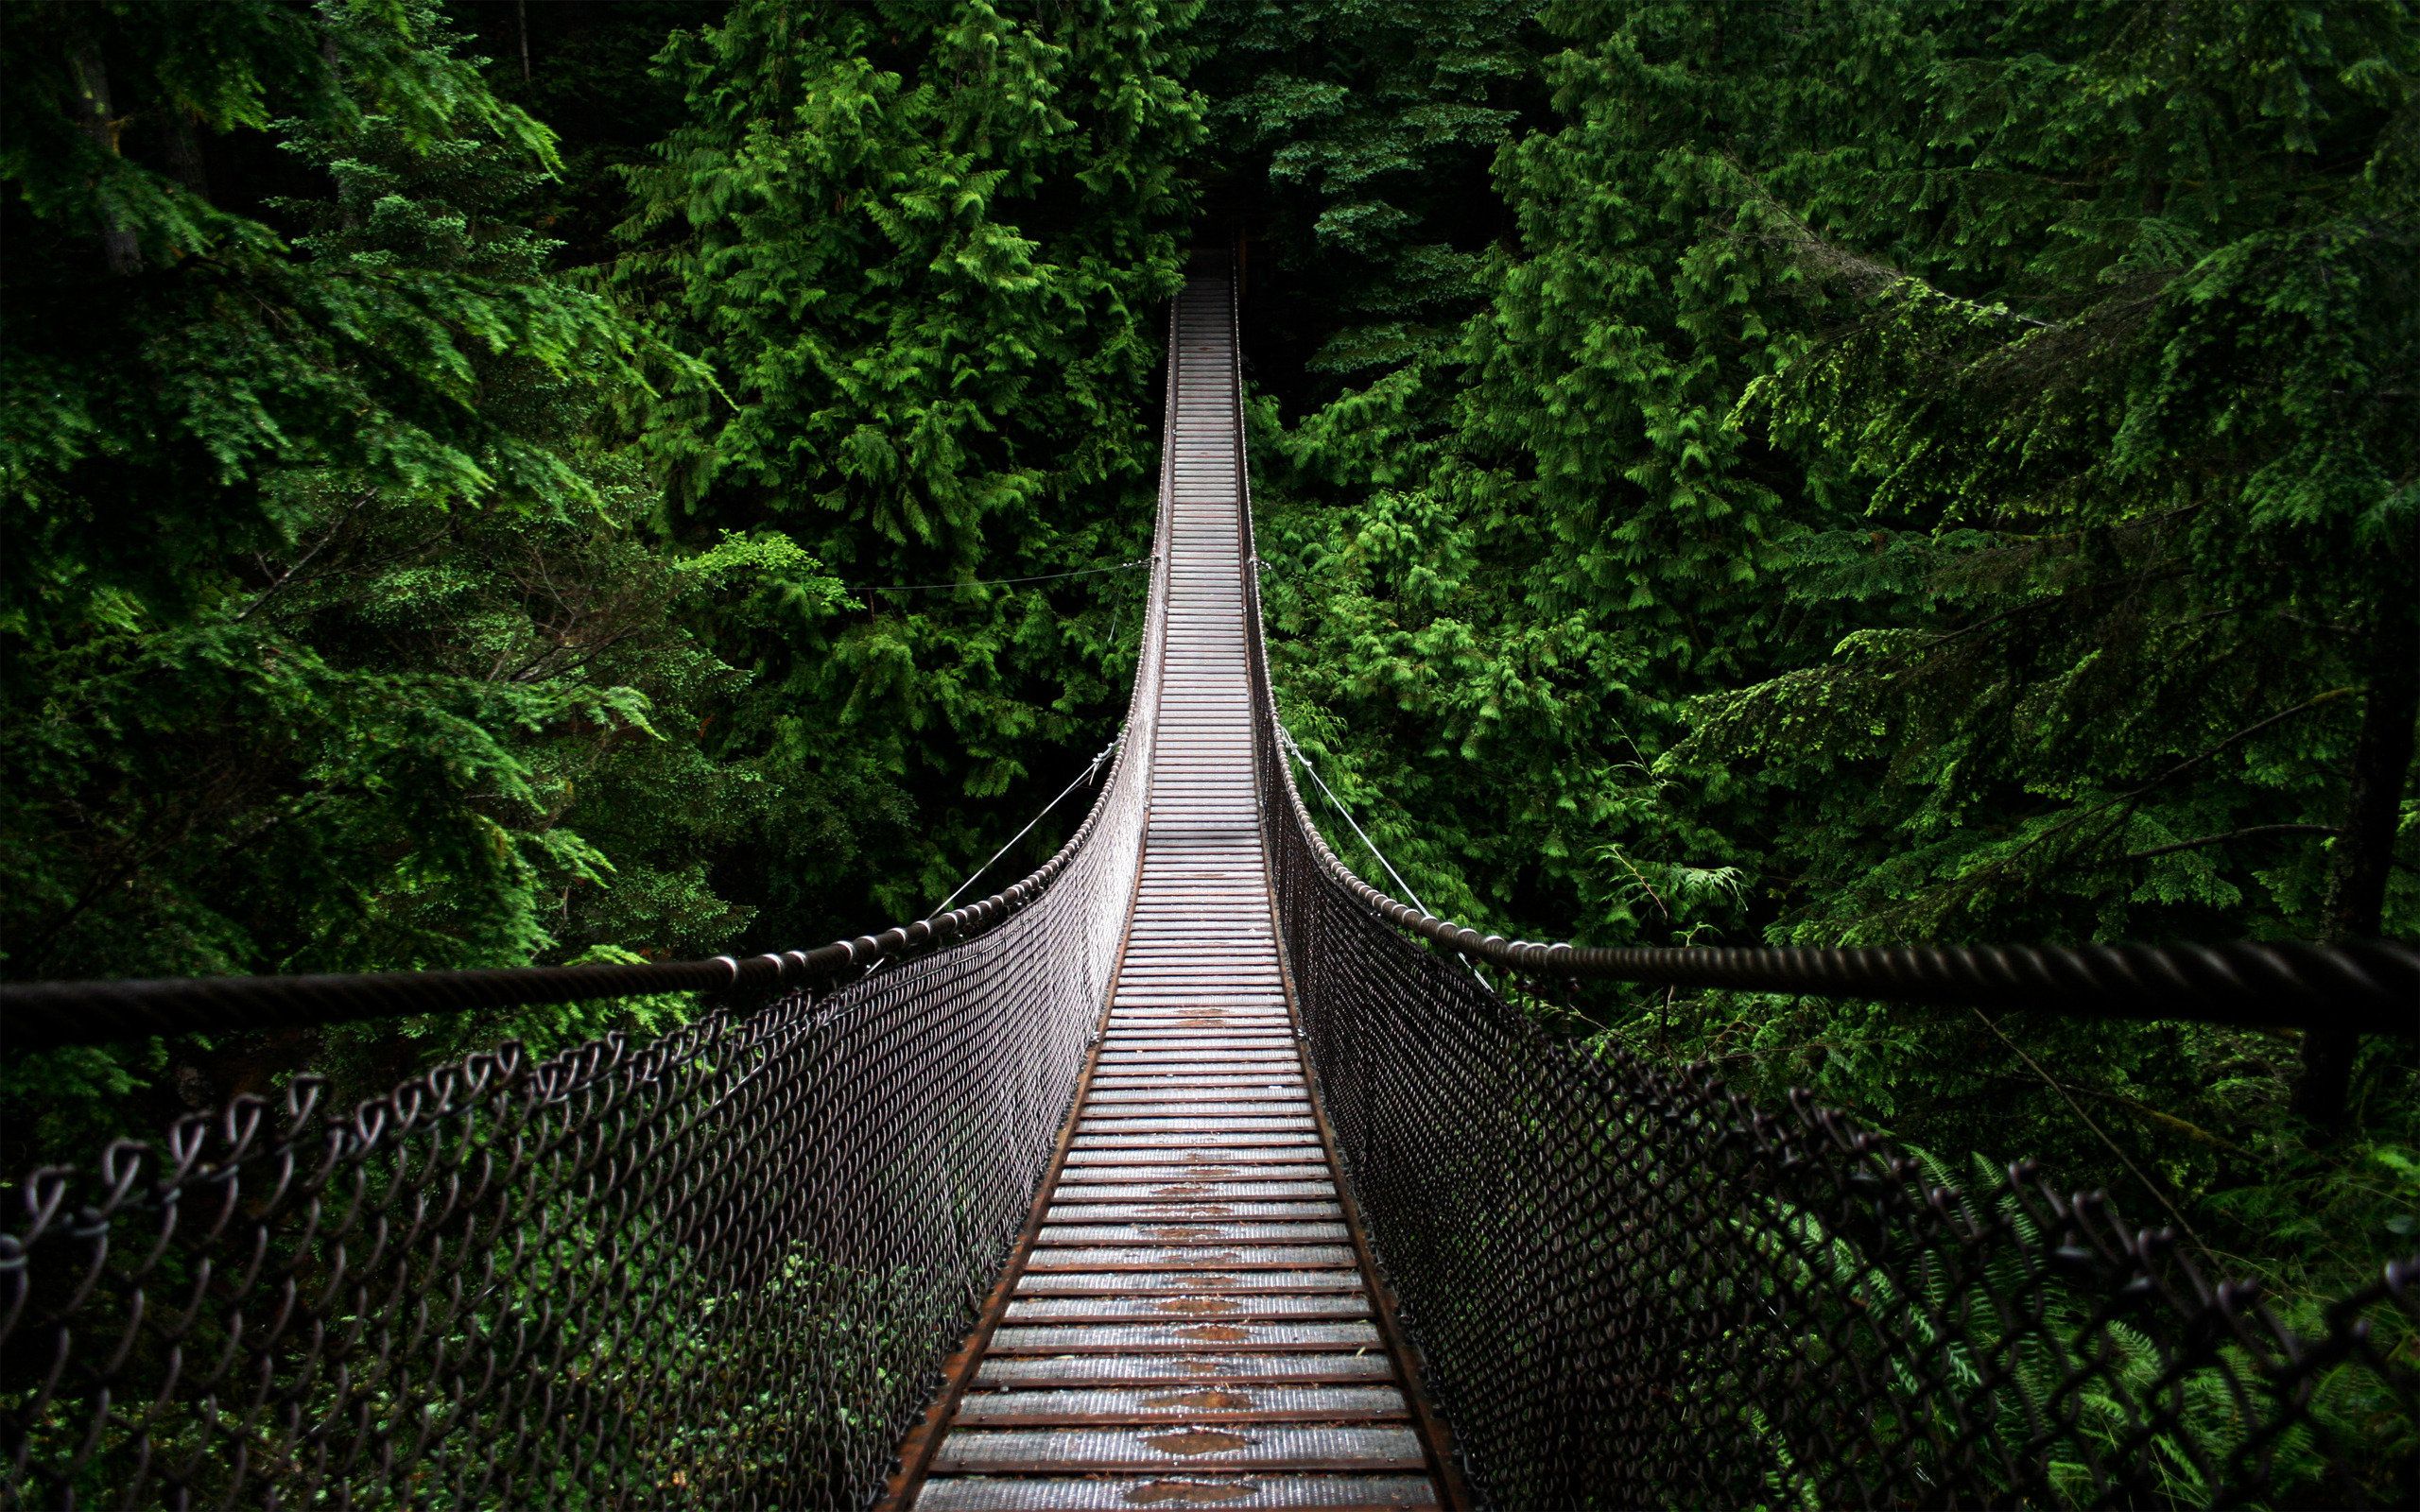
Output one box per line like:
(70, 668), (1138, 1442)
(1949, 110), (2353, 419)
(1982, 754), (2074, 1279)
(1237, 0), (2416, 1319)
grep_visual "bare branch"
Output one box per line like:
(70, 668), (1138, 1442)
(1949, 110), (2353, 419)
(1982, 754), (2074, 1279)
(1970, 1007), (2216, 1263)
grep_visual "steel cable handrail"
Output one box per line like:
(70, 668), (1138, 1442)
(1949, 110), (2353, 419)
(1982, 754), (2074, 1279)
(0, 607), (1164, 1055)
(1253, 712), (2416, 1030)
(0, 307), (1184, 1512)
(1222, 263), (2417, 1509)
(1239, 538), (2414, 1033)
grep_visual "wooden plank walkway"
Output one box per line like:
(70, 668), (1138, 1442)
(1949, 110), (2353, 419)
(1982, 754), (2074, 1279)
(889, 275), (1453, 1511)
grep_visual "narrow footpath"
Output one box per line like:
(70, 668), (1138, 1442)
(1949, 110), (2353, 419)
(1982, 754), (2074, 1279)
(890, 273), (1453, 1512)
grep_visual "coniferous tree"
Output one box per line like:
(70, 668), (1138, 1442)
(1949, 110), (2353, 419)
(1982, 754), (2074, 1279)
(1198, 0), (1540, 404)
(1238, 0), (2417, 1302)
(0, 0), (810, 1149)
(3, 0), (2411, 1342)
(621, 0), (1206, 927)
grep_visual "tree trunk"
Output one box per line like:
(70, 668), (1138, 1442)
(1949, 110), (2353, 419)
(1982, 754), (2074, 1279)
(518, 0), (532, 82)
(69, 43), (141, 275)
(2292, 620), (2420, 1128)
(164, 108), (211, 200)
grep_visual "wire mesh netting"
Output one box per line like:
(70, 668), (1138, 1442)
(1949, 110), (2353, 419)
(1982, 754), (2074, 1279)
(0, 850), (1151, 1509)
(1262, 849), (2420, 1505)
(1204, 269), (2420, 1508)
(0, 508), (1170, 1511)
(1240, 548), (2420, 1512)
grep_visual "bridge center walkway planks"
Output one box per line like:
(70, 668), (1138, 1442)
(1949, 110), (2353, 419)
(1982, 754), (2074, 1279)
(890, 275), (1453, 1512)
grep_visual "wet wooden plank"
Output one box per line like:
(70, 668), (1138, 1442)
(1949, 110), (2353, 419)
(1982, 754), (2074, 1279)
(985, 1321), (1382, 1354)
(1014, 1268), (1364, 1296)
(917, 1476), (1436, 1511)
(1002, 1294), (1373, 1323)
(929, 1425), (1426, 1473)
(950, 1383), (1409, 1426)
(973, 1353), (1397, 1389)
(1023, 1245), (1360, 1271)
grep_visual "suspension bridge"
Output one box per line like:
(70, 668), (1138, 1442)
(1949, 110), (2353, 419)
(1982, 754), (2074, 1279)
(3, 263), (2413, 1510)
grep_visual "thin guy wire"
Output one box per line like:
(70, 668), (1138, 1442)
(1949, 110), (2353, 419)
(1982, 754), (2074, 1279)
(938, 735), (1122, 913)
(1969, 1004), (2214, 1262)
(1280, 725), (1431, 915)
(853, 559), (1148, 594)
(1281, 725), (1493, 989)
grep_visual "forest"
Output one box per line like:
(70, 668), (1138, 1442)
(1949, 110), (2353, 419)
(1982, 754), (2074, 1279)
(3, 0), (2413, 1364)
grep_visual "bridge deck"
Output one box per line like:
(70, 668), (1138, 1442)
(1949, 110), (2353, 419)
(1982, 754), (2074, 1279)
(892, 277), (1450, 1511)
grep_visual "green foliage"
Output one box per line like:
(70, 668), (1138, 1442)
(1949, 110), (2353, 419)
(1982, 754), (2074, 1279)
(3, 0), (2410, 1387)
(1198, 0), (1539, 392)
(1243, 0), (2418, 1314)
(620, 0), (1205, 927)
(1714, 1143), (2412, 1506)
(0, 0), (796, 1157)
(4, 0), (1210, 1158)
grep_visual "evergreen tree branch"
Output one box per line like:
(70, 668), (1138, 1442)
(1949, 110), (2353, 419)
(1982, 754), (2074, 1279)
(1715, 154), (2052, 326)
(234, 491), (376, 622)
(1931, 686), (2360, 909)
(2123, 824), (2340, 863)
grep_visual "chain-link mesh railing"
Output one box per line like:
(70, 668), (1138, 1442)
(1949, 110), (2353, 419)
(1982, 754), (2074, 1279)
(4, 934), (1115, 1509)
(1260, 888), (2420, 1507)
(1219, 279), (2420, 1507)
(2, 837), (1152, 1511)
(10, 265), (2418, 1512)
(0, 333), (1182, 1512)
